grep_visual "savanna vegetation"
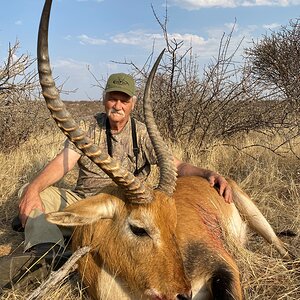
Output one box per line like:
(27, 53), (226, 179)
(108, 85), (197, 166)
(0, 17), (299, 300)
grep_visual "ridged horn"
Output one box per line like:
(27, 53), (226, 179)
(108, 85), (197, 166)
(143, 50), (177, 195)
(37, 0), (152, 203)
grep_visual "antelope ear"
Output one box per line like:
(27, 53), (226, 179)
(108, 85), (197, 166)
(46, 196), (118, 226)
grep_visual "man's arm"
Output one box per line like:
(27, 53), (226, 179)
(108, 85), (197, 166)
(174, 157), (232, 203)
(19, 148), (81, 226)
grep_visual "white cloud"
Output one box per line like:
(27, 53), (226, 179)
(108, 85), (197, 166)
(169, 0), (300, 9)
(64, 35), (72, 41)
(240, 0), (291, 7)
(111, 30), (207, 51)
(15, 20), (22, 25)
(76, 0), (104, 2)
(111, 30), (158, 46)
(263, 22), (281, 29)
(109, 27), (255, 64)
(170, 33), (207, 46)
(53, 58), (89, 70)
(170, 0), (235, 9)
(77, 34), (107, 45)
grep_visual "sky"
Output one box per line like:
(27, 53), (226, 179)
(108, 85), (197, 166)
(0, 0), (299, 100)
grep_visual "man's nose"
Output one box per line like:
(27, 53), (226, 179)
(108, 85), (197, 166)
(114, 100), (122, 109)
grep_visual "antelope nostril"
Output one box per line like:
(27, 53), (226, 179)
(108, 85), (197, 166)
(176, 292), (192, 300)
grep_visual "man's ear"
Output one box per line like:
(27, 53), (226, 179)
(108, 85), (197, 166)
(102, 91), (108, 105)
(131, 95), (137, 110)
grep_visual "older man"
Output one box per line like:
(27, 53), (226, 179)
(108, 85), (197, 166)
(0, 73), (232, 289)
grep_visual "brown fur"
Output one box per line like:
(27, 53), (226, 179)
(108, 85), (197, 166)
(47, 176), (289, 300)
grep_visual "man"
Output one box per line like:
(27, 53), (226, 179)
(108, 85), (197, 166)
(0, 73), (232, 289)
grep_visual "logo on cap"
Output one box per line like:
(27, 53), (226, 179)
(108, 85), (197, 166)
(112, 78), (129, 86)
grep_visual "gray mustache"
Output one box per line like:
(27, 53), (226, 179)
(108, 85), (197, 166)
(109, 108), (125, 117)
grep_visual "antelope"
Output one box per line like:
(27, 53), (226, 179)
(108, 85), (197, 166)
(37, 1), (290, 299)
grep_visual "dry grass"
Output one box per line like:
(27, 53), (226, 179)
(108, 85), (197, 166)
(0, 132), (77, 257)
(0, 273), (87, 300)
(0, 129), (299, 299)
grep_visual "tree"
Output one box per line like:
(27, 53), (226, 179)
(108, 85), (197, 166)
(130, 15), (295, 153)
(94, 12), (300, 159)
(0, 41), (47, 152)
(245, 18), (300, 103)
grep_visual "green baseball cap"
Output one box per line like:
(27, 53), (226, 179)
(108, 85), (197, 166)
(104, 73), (136, 97)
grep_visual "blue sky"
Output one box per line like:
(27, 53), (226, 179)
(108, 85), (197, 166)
(0, 0), (299, 100)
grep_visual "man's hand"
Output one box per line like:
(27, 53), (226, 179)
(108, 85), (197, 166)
(174, 158), (233, 204)
(18, 186), (44, 227)
(207, 172), (233, 204)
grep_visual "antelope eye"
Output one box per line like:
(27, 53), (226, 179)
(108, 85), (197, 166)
(129, 224), (149, 237)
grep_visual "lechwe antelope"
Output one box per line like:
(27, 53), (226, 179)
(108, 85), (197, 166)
(37, 1), (290, 299)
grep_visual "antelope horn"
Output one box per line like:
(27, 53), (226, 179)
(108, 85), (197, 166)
(37, 0), (152, 203)
(143, 50), (177, 195)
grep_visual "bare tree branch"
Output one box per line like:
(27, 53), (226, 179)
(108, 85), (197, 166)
(27, 246), (91, 300)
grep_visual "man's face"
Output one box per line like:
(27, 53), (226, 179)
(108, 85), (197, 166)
(104, 91), (135, 124)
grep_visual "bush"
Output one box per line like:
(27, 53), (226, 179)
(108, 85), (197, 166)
(0, 41), (50, 152)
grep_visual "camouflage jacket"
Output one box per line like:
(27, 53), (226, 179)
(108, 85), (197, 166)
(65, 113), (157, 197)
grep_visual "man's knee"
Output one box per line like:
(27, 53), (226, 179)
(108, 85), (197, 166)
(39, 186), (69, 212)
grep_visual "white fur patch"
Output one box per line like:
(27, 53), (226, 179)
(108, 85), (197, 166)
(97, 267), (139, 300)
(227, 204), (247, 246)
(192, 277), (212, 300)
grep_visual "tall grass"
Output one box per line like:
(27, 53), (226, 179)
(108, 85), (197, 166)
(0, 130), (299, 299)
